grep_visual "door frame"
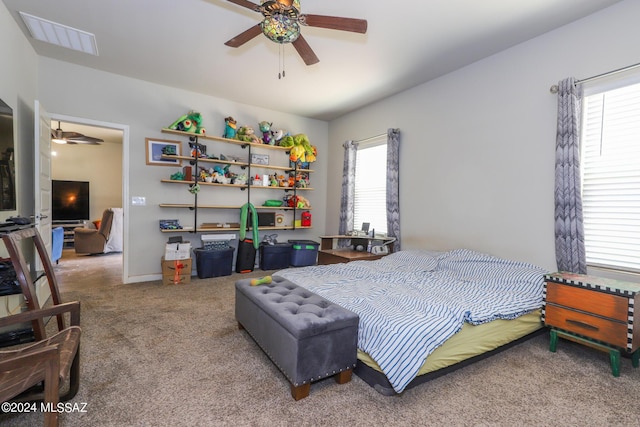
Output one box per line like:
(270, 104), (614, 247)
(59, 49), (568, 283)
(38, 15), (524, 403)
(49, 113), (130, 284)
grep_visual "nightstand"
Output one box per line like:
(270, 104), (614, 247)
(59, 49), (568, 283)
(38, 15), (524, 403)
(542, 272), (640, 376)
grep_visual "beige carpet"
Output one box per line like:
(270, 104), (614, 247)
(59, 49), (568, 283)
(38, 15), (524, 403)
(1, 251), (639, 426)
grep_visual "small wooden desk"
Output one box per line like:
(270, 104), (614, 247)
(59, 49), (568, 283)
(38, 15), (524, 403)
(318, 235), (394, 265)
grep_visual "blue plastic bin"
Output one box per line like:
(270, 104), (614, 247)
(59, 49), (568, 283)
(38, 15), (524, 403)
(288, 240), (319, 267)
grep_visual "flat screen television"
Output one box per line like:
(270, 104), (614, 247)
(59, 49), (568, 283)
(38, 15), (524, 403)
(52, 180), (90, 221)
(0, 98), (16, 211)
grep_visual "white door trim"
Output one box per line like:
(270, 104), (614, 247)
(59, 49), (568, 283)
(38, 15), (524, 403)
(50, 113), (130, 284)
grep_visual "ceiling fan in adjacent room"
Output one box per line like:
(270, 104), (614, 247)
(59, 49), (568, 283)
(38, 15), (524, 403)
(224, 0), (368, 66)
(51, 121), (103, 145)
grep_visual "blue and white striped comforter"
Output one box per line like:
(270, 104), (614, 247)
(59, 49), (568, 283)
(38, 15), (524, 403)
(275, 249), (546, 393)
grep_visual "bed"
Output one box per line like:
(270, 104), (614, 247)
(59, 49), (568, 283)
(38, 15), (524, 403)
(275, 249), (547, 395)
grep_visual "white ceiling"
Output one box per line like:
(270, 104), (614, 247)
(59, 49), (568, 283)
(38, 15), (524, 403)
(2, 0), (621, 121)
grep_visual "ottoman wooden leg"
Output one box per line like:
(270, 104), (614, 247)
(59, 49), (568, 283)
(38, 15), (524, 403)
(335, 369), (352, 384)
(291, 383), (311, 401)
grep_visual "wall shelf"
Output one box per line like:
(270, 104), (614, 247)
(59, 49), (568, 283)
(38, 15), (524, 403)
(159, 128), (314, 233)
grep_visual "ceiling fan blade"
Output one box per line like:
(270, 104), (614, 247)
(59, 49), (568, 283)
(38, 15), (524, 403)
(66, 136), (103, 144)
(226, 0), (260, 12)
(61, 131), (86, 139)
(225, 24), (263, 48)
(301, 15), (368, 34)
(292, 35), (319, 66)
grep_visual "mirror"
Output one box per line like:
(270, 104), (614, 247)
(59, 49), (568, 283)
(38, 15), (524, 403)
(0, 98), (15, 211)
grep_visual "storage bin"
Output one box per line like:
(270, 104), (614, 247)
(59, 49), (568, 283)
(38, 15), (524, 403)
(260, 243), (292, 270)
(194, 247), (234, 278)
(288, 240), (319, 267)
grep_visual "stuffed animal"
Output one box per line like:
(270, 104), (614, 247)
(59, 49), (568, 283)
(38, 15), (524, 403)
(282, 133), (317, 163)
(258, 121), (274, 145)
(213, 172), (230, 184)
(168, 111), (206, 134)
(223, 116), (237, 139)
(235, 126), (261, 144)
(273, 129), (286, 143)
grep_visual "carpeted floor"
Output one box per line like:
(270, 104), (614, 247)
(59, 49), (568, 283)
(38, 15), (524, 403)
(1, 251), (639, 426)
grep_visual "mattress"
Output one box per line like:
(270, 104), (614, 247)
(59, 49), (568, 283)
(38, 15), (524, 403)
(276, 249), (547, 393)
(357, 309), (542, 377)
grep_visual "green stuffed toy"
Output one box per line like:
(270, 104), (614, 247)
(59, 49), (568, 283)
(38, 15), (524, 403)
(235, 126), (261, 144)
(168, 111), (206, 134)
(285, 133), (317, 163)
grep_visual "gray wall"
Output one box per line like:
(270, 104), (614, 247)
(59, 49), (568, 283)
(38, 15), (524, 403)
(327, 0), (638, 272)
(36, 58), (328, 282)
(0, 4), (38, 223)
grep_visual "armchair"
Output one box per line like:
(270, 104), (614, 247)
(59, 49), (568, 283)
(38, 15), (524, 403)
(74, 208), (123, 254)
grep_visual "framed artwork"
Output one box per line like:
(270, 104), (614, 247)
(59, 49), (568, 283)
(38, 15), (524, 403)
(146, 138), (181, 166)
(251, 153), (270, 165)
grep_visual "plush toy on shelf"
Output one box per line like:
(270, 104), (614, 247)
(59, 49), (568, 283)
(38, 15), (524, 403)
(258, 121), (274, 145)
(168, 111), (206, 134)
(223, 116), (237, 139)
(234, 126), (261, 144)
(280, 133), (317, 164)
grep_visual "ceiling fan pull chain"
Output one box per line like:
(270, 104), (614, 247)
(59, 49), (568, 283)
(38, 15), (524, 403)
(282, 44), (286, 78)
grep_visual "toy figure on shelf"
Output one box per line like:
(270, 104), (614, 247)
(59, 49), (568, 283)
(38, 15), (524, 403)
(234, 174), (248, 186)
(235, 126), (261, 144)
(189, 141), (206, 158)
(168, 111), (206, 134)
(284, 194), (311, 209)
(259, 121), (274, 145)
(223, 116), (237, 139)
(170, 171), (185, 181)
(280, 133), (317, 164)
(272, 129), (286, 144)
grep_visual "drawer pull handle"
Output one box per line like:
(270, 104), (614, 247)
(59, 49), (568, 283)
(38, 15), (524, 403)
(566, 319), (599, 331)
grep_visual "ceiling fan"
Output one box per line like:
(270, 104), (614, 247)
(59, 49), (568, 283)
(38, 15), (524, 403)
(51, 121), (103, 145)
(224, 0), (367, 66)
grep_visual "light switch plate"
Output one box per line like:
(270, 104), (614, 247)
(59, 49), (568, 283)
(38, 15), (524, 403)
(131, 196), (146, 206)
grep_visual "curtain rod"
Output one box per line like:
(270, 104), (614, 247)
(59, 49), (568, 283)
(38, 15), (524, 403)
(354, 133), (386, 144)
(550, 61), (640, 93)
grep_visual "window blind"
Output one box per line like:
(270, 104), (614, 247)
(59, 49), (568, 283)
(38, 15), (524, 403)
(581, 82), (640, 273)
(354, 141), (387, 234)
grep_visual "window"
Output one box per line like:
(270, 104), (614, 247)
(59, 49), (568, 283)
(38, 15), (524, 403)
(581, 80), (640, 273)
(353, 139), (387, 234)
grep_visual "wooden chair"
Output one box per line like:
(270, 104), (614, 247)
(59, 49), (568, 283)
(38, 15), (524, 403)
(0, 227), (81, 426)
(0, 302), (81, 427)
(2, 227), (66, 341)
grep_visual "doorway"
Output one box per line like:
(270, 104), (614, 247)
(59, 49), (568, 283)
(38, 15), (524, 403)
(48, 114), (129, 284)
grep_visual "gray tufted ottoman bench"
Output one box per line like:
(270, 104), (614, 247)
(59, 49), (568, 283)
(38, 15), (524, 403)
(235, 276), (359, 400)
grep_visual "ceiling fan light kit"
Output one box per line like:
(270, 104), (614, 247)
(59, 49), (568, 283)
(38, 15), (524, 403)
(225, 0), (367, 66)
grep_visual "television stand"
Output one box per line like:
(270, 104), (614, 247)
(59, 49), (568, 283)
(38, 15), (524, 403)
(52, 220), (88, 248)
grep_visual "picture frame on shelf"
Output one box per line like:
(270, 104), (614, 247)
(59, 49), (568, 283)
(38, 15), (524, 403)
(146, 138), (181, 166)
(251, 153), (269, 165)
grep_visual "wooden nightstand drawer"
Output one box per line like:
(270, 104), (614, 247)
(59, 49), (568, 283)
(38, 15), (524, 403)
(545, 282), (629, 322)
(544, 304), (629, 348)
